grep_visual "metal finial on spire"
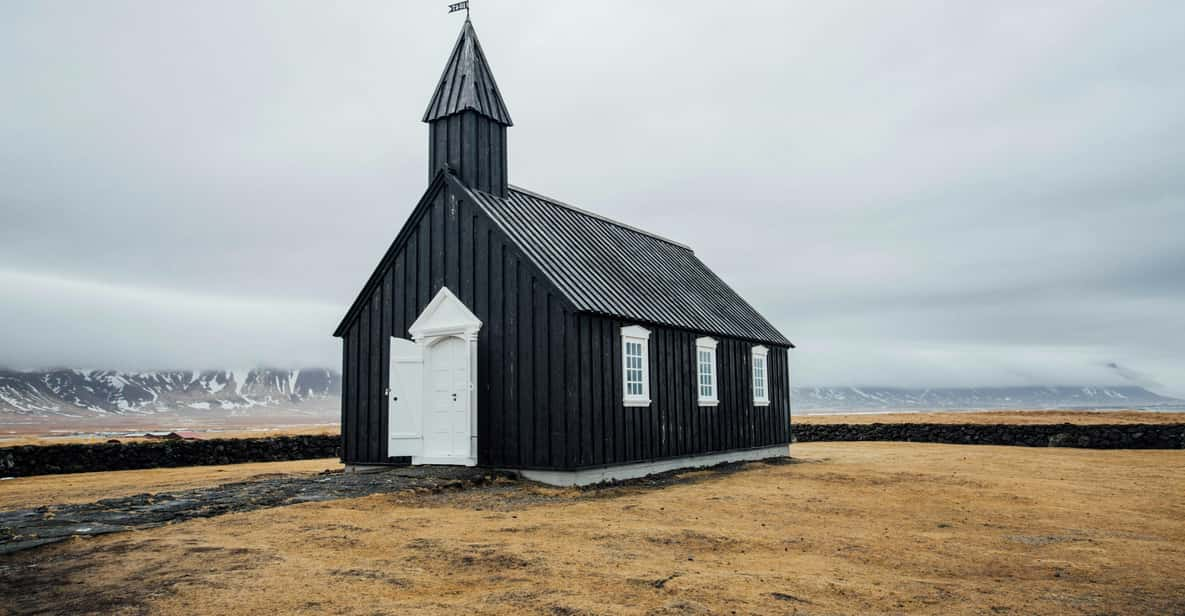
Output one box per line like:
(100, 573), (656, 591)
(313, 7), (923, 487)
(448, 1), (469, 19)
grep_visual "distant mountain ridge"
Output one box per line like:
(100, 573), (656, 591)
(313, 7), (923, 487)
(0, 368), (340, 417)
(792, 386), (1184, 412)
(2, 367), (1180, 418)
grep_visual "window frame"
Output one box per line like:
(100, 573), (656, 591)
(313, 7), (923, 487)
(621, 325), (652, 407)
(751, 345), (770, 406)
(695, 336), (719, 406)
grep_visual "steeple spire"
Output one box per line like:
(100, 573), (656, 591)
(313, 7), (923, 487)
(423, 19), (512, 127)
(423, 19), (512, 197)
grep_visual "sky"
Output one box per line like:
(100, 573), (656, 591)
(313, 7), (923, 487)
(1, 1), (1183, 396)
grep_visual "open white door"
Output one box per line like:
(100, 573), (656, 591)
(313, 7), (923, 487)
(388, 338), (423, 456)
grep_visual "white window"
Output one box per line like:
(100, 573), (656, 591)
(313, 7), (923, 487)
(621, 325), (651, 407)
(695, 336), (718, 406)
(752, 345), (770, 406)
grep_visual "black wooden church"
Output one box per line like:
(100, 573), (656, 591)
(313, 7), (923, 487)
(334, 18), (794, 484)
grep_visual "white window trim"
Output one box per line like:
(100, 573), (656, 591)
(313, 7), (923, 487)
(695, 336), (719, 406)
(752, 345), (770, 407)
(621, 325), (651, 407)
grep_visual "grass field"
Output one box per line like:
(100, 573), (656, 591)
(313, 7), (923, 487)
(2, 441), (1183, 615)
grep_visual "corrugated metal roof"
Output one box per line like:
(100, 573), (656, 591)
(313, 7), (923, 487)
(462, 182), (792, 346)
(422, 19), (513, 126)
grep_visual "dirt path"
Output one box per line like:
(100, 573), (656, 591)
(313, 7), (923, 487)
(0, 466), (499, 554)
(2, 442), (1183, 615)
(0, 458), (343, 510)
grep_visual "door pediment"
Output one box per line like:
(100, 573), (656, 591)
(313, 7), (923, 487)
(409, 287), (482, 341)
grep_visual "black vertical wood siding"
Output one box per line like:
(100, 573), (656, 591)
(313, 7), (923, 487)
(428, 110), (508, 197)
(340, 180), (571, 466)
(504, 314), (791, 470)
(339, 180), (791, 468)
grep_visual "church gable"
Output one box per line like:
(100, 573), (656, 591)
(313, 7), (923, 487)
(333, 171), (572, 338)
(333, 173), (447, 338)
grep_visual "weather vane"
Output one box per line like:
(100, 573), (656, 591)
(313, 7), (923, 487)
(448, 1), (469, 19)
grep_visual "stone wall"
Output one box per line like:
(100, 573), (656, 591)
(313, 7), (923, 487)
(792, 423), (1185, 449)
(0, 435), (342, 478)
(7, 423), (1183, 478)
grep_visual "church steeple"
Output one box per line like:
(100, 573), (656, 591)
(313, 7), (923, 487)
(423, 19), (512, 197)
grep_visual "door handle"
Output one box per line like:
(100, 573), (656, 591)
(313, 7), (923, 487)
(451, 393), (458, 401)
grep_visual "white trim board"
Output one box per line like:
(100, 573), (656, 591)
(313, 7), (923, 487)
(515, 445), (789, 487)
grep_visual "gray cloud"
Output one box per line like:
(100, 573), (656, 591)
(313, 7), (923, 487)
(0, 269), (340, 371)
(1105, 361), (1163, 390)
(2, 1), (1183, 396)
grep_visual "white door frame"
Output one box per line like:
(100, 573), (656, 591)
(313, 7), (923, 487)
(407, 287), (481, 466)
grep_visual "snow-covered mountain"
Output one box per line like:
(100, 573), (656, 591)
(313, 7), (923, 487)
(791, 386), (1184, 412)
(3, 367), (1180, 419)
(0, 368), (340, 417)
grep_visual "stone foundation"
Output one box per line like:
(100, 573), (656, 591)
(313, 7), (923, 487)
(516, 445), (790, 486)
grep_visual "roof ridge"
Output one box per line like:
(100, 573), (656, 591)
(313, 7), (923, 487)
(506, 184), (692, 251)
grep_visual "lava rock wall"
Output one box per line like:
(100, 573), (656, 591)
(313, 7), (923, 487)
(1, 435), (342, 478)
(792, 423), (1185, 449)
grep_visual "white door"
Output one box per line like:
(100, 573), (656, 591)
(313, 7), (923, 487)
(424, 336), (470, 458)
(388, 338), (422, 456)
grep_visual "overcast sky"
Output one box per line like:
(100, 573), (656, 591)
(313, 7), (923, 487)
(2, 1), (1183, 395)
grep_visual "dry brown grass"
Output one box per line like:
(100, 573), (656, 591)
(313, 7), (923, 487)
(3, 442), (1183, 615)
(794, 409), (1185, 425)
(0, 458), (342, 509)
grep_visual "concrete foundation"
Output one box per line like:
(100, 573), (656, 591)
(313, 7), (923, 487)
(514, 445), (790, 486)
